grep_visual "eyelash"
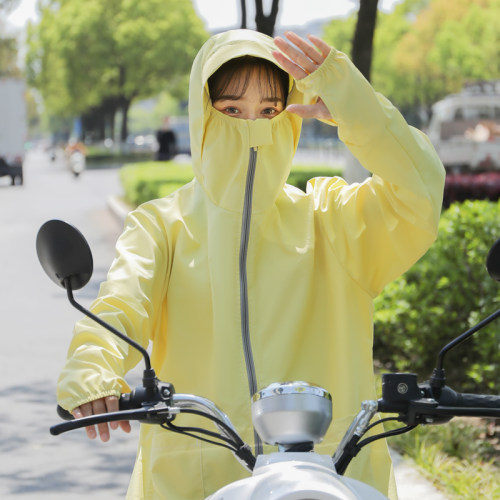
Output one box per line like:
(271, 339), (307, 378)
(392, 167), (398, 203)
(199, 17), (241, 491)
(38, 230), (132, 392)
(222, 106), (279, 115)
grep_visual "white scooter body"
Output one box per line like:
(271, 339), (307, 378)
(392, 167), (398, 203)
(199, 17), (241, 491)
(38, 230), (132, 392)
(207, 452), (388, 500)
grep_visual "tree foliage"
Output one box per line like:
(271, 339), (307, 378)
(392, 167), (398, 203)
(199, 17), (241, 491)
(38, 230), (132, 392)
(322, 0), (500, 114)
(0, 0), (22, 77)
(26, 0), (208, 140)
(0, 33), (21, 77)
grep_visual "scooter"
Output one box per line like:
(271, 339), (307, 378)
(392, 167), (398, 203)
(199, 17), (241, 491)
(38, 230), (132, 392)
(67, 149), (86, 177)
(36, 220), (500, 500)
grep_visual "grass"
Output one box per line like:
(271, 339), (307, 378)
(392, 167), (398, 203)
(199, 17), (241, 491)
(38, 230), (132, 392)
(387, 417), (500, 498)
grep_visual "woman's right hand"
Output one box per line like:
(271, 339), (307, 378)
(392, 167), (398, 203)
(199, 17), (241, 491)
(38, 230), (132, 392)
(72, 395), (131, 442)
(273, 31), (333, 121)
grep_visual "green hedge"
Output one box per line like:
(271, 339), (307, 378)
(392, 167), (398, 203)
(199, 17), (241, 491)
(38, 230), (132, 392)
(120, 160), (342, 207)
(374, 200), (500, 393)
(119, 162), (195, 206)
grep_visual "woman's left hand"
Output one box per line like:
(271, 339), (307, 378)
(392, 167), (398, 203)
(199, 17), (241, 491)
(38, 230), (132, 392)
(273, 31), (332, 120)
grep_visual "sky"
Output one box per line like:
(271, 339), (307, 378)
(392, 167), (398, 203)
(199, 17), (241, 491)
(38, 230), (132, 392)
(6, 0), (401, 31)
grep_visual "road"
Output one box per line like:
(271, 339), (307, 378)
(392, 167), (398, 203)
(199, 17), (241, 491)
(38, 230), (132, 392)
(0, 149), (139, 499)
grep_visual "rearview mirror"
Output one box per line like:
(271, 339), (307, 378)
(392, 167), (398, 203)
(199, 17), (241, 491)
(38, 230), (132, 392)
(36, 219), (93, 290)
(486, 238), (500, 283)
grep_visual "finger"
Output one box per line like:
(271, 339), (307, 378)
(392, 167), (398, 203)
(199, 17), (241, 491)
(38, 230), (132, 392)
(286, 103), (320, 119)
(274, 36), (318, 76)
(105, 396), (120, 430)
(105, 395), (130, 433)
(76, 402), (97, 440)
(306, 34), (332, 59)
(119, 420), (132, 433)
(284, 31), (326, 66)
(286, 99), (332, 120)
(272, 49), (308, 80)
(91, 398), (111, 442)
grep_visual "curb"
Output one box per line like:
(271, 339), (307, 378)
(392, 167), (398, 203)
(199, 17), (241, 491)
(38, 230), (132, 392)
(107, 195), (132, 223)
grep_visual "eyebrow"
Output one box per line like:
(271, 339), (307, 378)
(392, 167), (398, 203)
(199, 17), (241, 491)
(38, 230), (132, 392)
(216, 94), (283, 104)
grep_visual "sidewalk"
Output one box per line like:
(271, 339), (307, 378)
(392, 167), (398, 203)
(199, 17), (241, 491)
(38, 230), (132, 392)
(391, 449), (449, 500)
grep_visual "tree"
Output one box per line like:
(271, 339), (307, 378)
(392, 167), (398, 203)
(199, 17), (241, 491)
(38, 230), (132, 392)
(27, 0), (208, 142)
(0, 0), (22, 77)
(351, 0), (379, 82)
(0, 33), (21, 77)
(255, 0), (280, 36)
(239, 0), (280, 36)
(323, 0), (500, 116)
(240, 0), (247, 28)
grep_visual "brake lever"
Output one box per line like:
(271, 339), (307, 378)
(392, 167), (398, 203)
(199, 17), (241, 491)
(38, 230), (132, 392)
(50, 403), (177, 436)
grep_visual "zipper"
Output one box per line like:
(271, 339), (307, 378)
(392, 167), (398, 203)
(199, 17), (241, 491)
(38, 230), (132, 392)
(239, 146), (263, 455)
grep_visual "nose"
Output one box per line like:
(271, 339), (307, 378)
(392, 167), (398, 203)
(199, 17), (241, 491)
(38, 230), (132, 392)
(242, 111), (258, 121)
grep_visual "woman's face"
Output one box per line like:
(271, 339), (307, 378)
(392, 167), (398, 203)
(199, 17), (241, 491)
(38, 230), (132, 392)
(212, 68), (285, 121)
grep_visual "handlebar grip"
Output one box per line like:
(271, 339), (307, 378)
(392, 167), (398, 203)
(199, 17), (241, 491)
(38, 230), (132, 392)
(438, 386), (500, 409)
(455, 392), (500, 408)
(57, 405), (74, 421)
(55, 392), (142, 422)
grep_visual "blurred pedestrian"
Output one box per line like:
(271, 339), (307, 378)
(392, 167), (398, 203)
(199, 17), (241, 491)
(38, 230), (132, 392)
(155, 116), (177, 161)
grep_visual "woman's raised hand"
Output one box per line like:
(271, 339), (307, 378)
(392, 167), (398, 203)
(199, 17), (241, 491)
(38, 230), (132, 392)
(273, 31), (333, 120)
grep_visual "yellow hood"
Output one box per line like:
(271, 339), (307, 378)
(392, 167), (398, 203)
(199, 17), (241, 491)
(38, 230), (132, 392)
(188, 29), (302, 212)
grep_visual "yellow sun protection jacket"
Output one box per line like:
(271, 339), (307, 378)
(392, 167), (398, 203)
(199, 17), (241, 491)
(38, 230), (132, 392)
(57, 30), (445, 499)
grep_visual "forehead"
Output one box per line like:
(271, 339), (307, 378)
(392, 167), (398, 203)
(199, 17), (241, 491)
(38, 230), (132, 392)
(223, 66), (284, 99)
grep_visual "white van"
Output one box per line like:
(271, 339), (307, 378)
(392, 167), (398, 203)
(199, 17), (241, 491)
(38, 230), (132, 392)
(427, 81), (500, 171)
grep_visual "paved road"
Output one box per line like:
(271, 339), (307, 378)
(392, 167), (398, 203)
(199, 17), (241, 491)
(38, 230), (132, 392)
(0, 149), (139, 499)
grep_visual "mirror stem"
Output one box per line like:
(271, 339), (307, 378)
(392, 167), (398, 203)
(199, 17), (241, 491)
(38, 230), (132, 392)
(436, 307), (500, 372)
(64, 278), (153, 372)
(430, 306), (500, 397)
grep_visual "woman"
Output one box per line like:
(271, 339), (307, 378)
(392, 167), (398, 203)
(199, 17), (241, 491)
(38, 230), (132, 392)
(58, 30), (445, 499)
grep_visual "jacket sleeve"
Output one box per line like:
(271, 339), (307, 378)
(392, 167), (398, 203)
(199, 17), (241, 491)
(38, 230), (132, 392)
(296, 48), (445, 297)
(57, 202), (170, 412)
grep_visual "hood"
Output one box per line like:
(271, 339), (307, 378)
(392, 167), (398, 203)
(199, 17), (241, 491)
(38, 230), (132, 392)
(188, 29), (303, 212)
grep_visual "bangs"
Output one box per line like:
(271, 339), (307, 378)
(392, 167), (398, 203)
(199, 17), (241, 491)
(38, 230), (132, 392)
(208, 56), (289, 104)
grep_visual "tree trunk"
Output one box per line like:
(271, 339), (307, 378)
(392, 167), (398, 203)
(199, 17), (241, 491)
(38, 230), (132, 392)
(120, 98), (131, 143)
(240, 0), (247, 29)
(351, 0), (379, 82)
(255, 0), (280, 37)
(344, 0), (379, 184)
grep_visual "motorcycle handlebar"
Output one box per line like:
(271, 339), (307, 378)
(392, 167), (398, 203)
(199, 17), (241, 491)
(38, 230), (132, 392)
(51, 407), (158, 435)
(439, 387), (500, 409)
(378, 384), (500, 424)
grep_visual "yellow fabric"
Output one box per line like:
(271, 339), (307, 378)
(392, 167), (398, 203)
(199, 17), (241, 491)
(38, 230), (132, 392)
(57, 29), (445, 500)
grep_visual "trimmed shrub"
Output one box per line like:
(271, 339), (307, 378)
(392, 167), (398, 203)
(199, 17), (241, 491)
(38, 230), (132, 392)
(374, 200), (500, 393)
(287, 164), (342, 192)
(120, 161), (342, 207)
(119, 162), (194, 206)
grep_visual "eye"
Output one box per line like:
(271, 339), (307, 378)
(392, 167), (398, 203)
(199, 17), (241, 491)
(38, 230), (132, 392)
(223, 106), (240, 115)
(261, 107), (280, 117)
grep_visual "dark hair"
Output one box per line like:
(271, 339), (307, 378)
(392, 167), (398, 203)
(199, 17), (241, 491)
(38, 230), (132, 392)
(208, 56), (289, 105)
